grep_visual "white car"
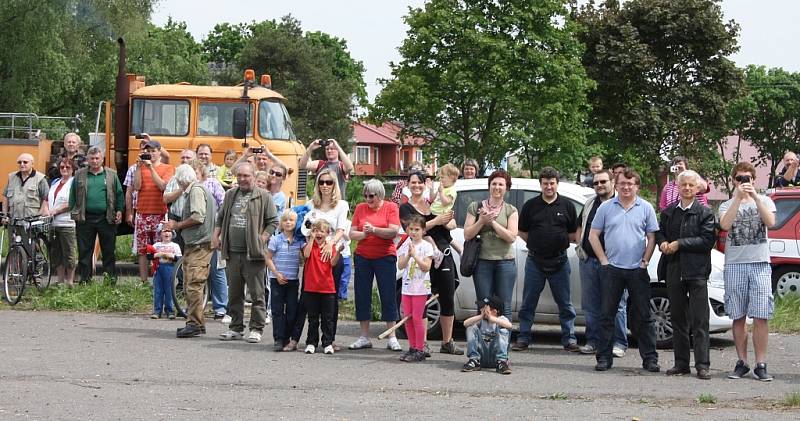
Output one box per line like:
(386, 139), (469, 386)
(400, 177), (734, 348)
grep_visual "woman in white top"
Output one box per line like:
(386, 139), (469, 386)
(48, 157), (78, 286)
(286, 168), (351, 351)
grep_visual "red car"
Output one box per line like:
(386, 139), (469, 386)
(717, 188), (800, 296)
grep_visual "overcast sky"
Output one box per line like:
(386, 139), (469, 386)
(153, 0), (800, 101)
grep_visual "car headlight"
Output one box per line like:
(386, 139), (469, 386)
(708, 266), (725, 289)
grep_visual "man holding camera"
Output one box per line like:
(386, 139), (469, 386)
(299, 138), (354, 194)
(719, 162), (776, 381)
(659, 156), (710, 211)
(133, 140), (174, 284)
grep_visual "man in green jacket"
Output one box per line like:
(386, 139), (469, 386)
(212, 162), (278, 344)
(70, 146), (124, 283)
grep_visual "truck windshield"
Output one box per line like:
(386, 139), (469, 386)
(131, 99), (189, 136)
(199, 102), (253, 137)
(259, 100), (296, 140)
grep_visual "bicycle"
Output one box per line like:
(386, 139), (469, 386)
(2, 215), (52, 304)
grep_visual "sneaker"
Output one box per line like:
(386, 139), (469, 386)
(727, 360), (750, 379)
(150, 313), (160, 319)
(423, 343), (432, 358)
(496, 360), (511, 375)
(348, 336), (373, 350)
(323, 345), (334, 355)
(246, 331), (262, 343)
(167, 313), (176, 320)
(564, 342), (580, 352)
(175, 324), (205, 338)
(221, 315), (232, 324)
(387, 337), (403, 352)
(399, 350), (412, 362)
(440, 339), (464, 355)
(579, 344), (597, 355)
(283, 339), (298, 352)
(213, 313), (225, 320)
(461, 359), (481, 372)
(219, 330), (243, 341)
(752, 362), (773, 382)
(305, 344), (316, 354)
(612, 346), (626, 358)
(410, 349), (427, 362)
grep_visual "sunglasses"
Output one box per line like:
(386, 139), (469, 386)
(17, 160), (30, 164)
(593, 179), (609, 186)
(270, 170), (285, 178)
(59, 165), (72, 170)
(318, 179), (335, 186)
(363, 193), (376, 199)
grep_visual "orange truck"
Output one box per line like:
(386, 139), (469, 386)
(102, 38), (307, 205)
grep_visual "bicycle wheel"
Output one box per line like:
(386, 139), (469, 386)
(33, 236), (52, 290)
(171, 257), (210, 319)
(4, 246), (28, 305)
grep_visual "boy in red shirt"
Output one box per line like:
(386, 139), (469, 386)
(303, 219), (341, 355)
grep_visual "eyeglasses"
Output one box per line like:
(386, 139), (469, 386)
(17, 160), (30, 164)
(593, 180), (609, 186)
(270, 170), (285, 178)
(318, 179), (334, 186)
(59, 165), (71, 170)
(617, 182), (637, 187)
(363, 193), (376, 199)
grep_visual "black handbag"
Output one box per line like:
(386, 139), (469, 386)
(459, 202), (484, 277)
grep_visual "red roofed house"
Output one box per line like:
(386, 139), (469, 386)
(350, 120), (434, 176)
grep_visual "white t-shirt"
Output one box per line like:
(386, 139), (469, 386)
(398, 239), (434, 296)
(301, 200), (351, 257)
(479, 315), (510, 335)
(153, 241), (182, 264)
(718, 195), (775, 264)
(48, 177), (74, 227)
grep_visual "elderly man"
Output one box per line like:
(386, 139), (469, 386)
(48, 132), (86, 180)
(299, 138), (354, 194)
(133, 139), (174, 283)
(167, 164), (216, 338)
(70, 146), (124, 283)
(774, 151), (800, 187)
(589, 169), (660, 373)
(4, 153), (49, 220)
(195, 144), (218, 179)
(656, 170), (716, 380)
(213, 162), (278, 343)
(163, 149), (196, 224)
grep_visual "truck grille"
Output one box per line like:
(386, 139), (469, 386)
(297, 168), (307, 200)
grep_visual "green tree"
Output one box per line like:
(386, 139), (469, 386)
(127, 17), (210, 85)
(732, 66), (800, 187)
(202, 22), (250, 64)
(371, 0), (592, 174)
(306, 31), (368, 108)
(577, 0), (743, 189)
(237, 16), (362, 145)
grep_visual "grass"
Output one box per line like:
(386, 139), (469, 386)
(783, 392), (800, 408)
(115, 234), (136, 263)
(771, 293), (800, 334)
(697, 393), (717, 404)
(339, 287), (384, 321)
(4, 276), (152, 313)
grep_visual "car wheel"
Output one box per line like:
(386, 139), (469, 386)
(627, 287), (674, 349)
(772, 265), (800, 297)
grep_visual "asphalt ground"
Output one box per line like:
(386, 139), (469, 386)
(1, 310), (798, 420)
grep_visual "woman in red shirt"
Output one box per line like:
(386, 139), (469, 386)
(348, 179), (402, 351)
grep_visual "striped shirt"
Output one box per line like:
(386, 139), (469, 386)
(267, 232), (305, 280)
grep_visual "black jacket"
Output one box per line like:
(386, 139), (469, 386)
(655, 200), (716, 280)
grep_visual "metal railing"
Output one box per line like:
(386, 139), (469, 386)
(0, 112), (81, 140)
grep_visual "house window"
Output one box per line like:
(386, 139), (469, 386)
(415, 150), (423, 162)
(374, 147), (379, 167)
(356, 146), (370, 164)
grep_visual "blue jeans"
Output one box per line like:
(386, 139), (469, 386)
(466, 324), (510, 366)
(580, 257), (629, 349)
(153, 263), (174, 315)
(354, 254), (399, 321)
(338, 256), (351, 300)
(596, 265), (657, 365)
(270, 278), (299, 344)
(209, 250), (228, 315)
(473, 259), (516, 320)
(518, 255), (576, 346)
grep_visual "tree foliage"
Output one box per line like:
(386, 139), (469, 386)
(577, 0), (743, 188)
(371, 0), (592, 175)
(127, 17), (209, 85)
(729, 65), (800, 187)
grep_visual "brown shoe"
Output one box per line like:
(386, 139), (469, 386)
(511, 341), (529, 351)
(666, 366), (691, 376)
(697, 368), (711, 380)
(282, 339), (298, 352)
(563, 342), (580, 352)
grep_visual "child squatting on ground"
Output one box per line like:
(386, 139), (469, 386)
(462, 296), (513, 374)
(150, 225), (181, 319)
(302, 219), (341, 355)
(397, 214), (435, 362)
(265, 209), (306, 352)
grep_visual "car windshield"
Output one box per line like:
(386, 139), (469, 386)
(259, 100), (296, 140)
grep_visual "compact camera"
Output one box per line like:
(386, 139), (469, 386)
(736, 174), (751, 183)
(134, 133), (147, 139)
(319, 139), (331, 148)
(670, 165), (679, 173)
(251, 147), (264, 154)
(139, 152), (152, 161)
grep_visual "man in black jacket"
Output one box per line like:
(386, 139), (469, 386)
(655, 170), (716, 380)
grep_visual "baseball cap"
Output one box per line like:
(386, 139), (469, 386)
(145, 140), (161, 149)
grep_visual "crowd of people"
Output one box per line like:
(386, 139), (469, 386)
(1, 132), (785, 381)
